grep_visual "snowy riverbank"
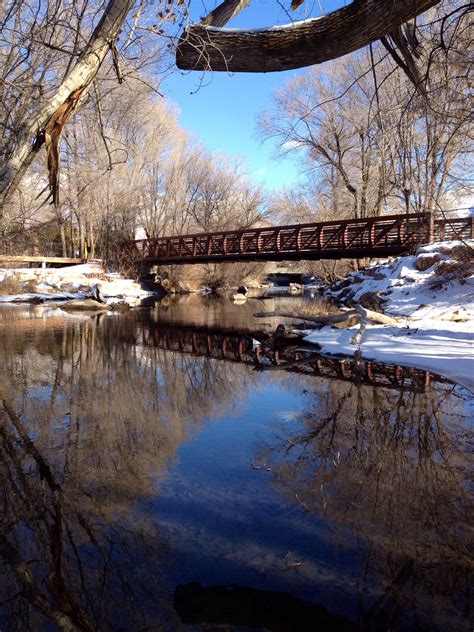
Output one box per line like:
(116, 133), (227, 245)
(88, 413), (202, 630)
(304, 241), (474, 391)
(0, 262), (158, 306)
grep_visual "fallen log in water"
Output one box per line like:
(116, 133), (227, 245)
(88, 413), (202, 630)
(254, 307), (397, 326)
(254, 309), (358, 326)
(255, 305), (399, 346)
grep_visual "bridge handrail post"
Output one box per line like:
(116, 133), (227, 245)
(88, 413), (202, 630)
(368, 218), (375, 248)
(397, 217), (405, 244)
(317, 226), (323, 250)
(239, 231), (244, 253)
(342, 223), (348, 248)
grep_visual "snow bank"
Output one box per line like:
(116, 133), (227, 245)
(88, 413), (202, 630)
(326, 240), (473, 319)
(304, 241), (474, 391)
(304, 322), (474, 392)
(0, 262), (159, 305)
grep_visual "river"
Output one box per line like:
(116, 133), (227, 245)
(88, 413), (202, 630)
(0, 293), (472, 631)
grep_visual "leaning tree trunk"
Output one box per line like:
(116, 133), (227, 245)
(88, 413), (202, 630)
(0, 0), (134, 213)
(176, 0), (439, 72)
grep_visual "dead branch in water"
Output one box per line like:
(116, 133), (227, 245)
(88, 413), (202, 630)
(254, 309), (358, 325)
(254, 307), (397, 326)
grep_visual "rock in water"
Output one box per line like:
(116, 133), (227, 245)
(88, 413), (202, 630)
(61, 299), (112, 312)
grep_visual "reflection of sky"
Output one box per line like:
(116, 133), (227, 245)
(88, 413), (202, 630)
(2, 307), (473, 630)
(164, 1), (346, 191)
(149, 379), (361, 616)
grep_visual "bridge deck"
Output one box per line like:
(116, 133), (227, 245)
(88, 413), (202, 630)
(126, 213), (473, 266)
(0, 255), (85, 267)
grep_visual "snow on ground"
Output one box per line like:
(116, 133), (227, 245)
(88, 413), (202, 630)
(303, 241), (474, 391)
(0, 262), (158, 305)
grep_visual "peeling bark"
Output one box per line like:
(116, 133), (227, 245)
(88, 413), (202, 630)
(0, 0), (134, 211)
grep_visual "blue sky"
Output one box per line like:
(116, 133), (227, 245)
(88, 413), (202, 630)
(164, 0), (346, 191)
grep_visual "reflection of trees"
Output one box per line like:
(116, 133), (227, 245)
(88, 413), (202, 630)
(0, 313), (255, 629)
(1, 309), (472, 630)
(148, 291), (332, 333)
(262, 379), (473, 631)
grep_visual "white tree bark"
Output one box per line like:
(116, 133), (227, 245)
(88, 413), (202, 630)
(0, 0), (134, 210)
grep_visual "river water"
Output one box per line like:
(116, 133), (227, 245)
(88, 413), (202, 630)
(0, 293), (472, 631)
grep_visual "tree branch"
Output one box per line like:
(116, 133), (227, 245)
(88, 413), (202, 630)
(176, 0), (439, 72)
(200, 0), (249, 27)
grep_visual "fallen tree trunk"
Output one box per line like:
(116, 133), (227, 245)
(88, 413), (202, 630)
(254, 307), (397, 326)
(254, 309), (358, 325)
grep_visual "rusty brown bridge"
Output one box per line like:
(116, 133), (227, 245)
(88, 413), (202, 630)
(126, 213), (472, 265)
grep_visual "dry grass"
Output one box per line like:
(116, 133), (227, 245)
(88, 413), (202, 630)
(429, 256), (473, 290)
(0, 273), (24, 294)
(299, 297), (340, 316)
(451, 244), (473, 263)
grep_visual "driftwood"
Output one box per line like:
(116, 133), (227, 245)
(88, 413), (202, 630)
(350, 304), (399, 345)
(351, 305), (368, 346)
(255, 305), (398, 346)
(254, 308), (397, 327)
(61, 299), (111, 312)
(254, 309), (358, 325)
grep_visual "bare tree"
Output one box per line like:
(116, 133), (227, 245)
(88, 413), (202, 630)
(0, 0), (136, 211)
(259, 7), (472, 219)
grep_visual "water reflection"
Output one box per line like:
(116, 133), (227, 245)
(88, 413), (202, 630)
(146, 290), (335, 332)
(259, 381), (473, 631)
(0, 303), (472, 631)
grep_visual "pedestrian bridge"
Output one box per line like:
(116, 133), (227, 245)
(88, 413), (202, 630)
(125, 213), (472, 266)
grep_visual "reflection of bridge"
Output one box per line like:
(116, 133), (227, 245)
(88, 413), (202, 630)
(133, 323), (448, 392)
(126, 214), (473, 265)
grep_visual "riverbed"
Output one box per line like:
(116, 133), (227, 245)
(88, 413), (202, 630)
(0, 294), (472, 631)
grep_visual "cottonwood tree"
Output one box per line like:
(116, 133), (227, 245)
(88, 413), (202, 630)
(0, 0), (132, 211)
(176, 0), (439, 73)
(259, 3), (472, 219)
(37, 76), (265, 258)
(0, 0), (185, 218)
(0, 0), (451, 222)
